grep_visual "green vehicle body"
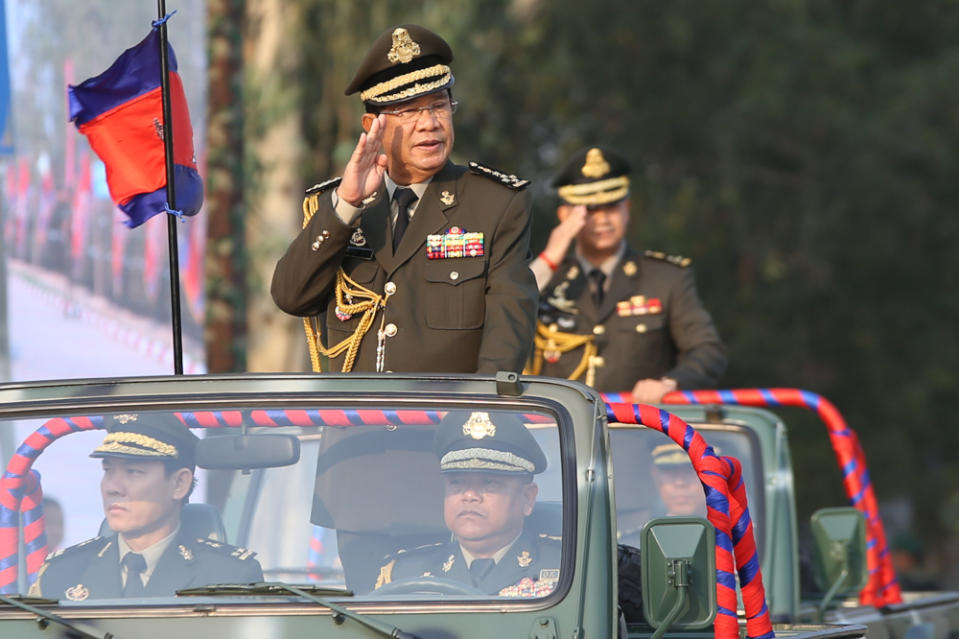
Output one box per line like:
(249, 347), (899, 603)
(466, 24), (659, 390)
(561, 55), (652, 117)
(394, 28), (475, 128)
(618, 403), (959, 639)
(0, 373), (871, 639)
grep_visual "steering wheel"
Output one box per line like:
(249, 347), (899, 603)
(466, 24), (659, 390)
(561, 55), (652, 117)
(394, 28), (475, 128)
(368, 576), (486, 597)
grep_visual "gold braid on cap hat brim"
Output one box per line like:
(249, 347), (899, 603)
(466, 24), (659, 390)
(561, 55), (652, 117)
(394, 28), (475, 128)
(441, 448), (536, 474)
(94, 432), (178, 457)
(557, 176), (630, 206)
(360, 64), (451, 103)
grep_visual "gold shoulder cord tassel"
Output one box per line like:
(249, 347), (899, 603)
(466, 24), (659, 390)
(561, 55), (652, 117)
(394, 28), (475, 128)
(300, 194), (392, 373)
(526, 321), (599, 385)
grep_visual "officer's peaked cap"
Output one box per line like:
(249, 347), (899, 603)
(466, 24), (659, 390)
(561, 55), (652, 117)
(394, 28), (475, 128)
(552, 145), (632, 207)
(651, 441), (720, 467)
(345, 24), (455, 106)
(91, 412), (198, 470)
(434, 410), (546, 475)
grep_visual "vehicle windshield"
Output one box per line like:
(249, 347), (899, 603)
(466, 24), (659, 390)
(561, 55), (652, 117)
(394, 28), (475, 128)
(1, 404), (566, 605)
(608, 423), (765, 561)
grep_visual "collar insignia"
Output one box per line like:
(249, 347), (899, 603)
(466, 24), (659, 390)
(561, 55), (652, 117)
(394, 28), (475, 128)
(178, 544), (194, 561)
(581, 148), (611, 178)
(517, 550), (532, 568)
(388, 28), (421, 64)
(443, 554), (455, 573)
(350, 229), (367, 247)
(463, 412), (496, 440)
(566, 265), (580, 280)
(440, 190), (455, 205)
(623, 261), (637, 276)
(65, 584), (89, 601)
(547, 281), (577, 313)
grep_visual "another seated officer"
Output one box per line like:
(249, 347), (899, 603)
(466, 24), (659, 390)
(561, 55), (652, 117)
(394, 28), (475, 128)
(31, 414), (263, 600)
(617, 442), (707, 548)
(374, 411), (561, 597)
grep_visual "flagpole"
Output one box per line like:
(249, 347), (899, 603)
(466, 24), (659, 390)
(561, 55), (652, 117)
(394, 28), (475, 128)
(155, 0), (184, 374)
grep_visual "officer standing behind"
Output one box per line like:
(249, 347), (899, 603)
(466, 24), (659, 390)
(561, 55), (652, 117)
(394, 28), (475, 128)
(528, 146), (726, 402)
(271, 25), (537, 374)
(374, 411), (561, 597)
(31, 414), (262, 600)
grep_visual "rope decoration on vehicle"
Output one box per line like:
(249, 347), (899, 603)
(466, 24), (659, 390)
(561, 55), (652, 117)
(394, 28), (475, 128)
(606, 401), (775, 639)
(635, 387), (901, 608)
(0, 416), (102, 592)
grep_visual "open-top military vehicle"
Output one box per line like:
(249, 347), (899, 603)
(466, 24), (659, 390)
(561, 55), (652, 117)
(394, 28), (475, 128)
(602, 387), (959, 639)
(0, 372), (873, 639)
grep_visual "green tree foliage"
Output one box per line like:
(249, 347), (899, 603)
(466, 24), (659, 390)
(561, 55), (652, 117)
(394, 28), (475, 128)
(291, 0), (959, 553)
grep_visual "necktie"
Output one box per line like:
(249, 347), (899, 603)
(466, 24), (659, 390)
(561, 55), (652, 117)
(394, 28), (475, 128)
(588, 268), (607, 307)
(121, 552), (147, 597)
(392, 187), (418, 250)
(469, 558), (495, 586)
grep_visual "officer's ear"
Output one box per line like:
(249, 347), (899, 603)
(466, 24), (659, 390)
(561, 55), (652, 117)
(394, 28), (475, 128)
(521, 481), (538, 517)
(557, 203), (572, 222)
(170, 468), (193, 501)
(361, 112), (377, 133)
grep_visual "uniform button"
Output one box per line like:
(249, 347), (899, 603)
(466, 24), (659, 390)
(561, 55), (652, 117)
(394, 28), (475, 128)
(322, 230), (330, 238)
(449, 271), (459, 281)
(593, 325), (605, 335)
(311, 240), (320, 251)
(384, 281), (397, 295)
(384, 323), (398, 337)
(636, 324), (647, 333)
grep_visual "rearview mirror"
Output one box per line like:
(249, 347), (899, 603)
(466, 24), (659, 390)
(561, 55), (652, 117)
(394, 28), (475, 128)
(810, 506), (868, 616)
(641, 517), (717, 632)
(196, 433), (300, 469)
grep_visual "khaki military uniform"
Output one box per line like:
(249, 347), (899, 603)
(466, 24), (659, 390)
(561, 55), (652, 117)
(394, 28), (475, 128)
(30, 531), (263, 600)
(271, 161), (537, 374)
(534, 248), (726, 392)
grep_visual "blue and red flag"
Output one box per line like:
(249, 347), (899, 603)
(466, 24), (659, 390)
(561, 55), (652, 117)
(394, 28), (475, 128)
(67, 27), (202, 228)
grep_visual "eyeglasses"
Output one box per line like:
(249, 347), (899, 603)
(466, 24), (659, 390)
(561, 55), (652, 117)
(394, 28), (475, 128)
(380, 100), (458, 122)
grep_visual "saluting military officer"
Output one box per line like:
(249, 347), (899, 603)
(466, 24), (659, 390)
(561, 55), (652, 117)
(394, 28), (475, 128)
(528, 146), (726, 402)
(271, 24), (537, 374)
(31, 414), (262, 601)
(374, 411), (561, 597)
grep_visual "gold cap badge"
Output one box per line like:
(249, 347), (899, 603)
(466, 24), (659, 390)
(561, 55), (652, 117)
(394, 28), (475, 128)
(388, 28), (421, 64)
(115, 414), (138, 424)
(463, 412), (496, 440)
(581, 148), (611, 179)
(65, 584), (89, 601)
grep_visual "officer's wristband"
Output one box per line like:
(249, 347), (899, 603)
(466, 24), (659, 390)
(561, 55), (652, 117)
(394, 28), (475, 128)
(539, 252), (559, 271)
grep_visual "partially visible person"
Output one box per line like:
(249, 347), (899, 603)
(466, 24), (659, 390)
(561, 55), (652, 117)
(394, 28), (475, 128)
(528, 146), (726, 402)
(42, 497), (65, 553)
(271, 24), (537, 374)
(890, 533), (939, 591)
(31, 414), (262, 600)
(617, 442), (707, 548)
(374, 411), (560, 597)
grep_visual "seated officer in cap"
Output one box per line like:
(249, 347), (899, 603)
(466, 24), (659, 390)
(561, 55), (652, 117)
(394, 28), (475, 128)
(528, 145), (726, 402)
(30, 414), (263, 600)
(374, 411), (561, 597)
(272, 24), (537, 375)
(617, 442), (708, 548)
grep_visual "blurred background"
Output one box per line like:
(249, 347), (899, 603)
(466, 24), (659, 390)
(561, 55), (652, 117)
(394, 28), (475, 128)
(0, 0), (956, 588)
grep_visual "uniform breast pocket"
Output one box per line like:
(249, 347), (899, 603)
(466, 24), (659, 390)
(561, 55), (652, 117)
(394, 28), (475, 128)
(424, 259), (487, 329)
(326, 260), (379, 335)
(620, 313), (666, 338)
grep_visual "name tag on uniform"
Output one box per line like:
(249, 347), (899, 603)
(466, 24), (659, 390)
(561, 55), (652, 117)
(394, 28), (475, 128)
(345, 246), (374, 259)
(427, 227), (484, 259)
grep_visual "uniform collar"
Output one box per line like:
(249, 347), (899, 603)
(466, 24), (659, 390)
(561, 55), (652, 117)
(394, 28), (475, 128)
(385, 174), (434, 215)
(459, 531), (522, 568)
(117, 523), (181, 583)
(575, 241), (627, 279)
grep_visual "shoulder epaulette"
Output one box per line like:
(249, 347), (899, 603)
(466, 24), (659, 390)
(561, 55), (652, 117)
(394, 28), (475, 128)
(468, 161), (530, 190)
(305, 177), (342, 196)
(47, 536), (105, 561)
(644, 249), (691, 268)
(195, 537), (257, 560)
